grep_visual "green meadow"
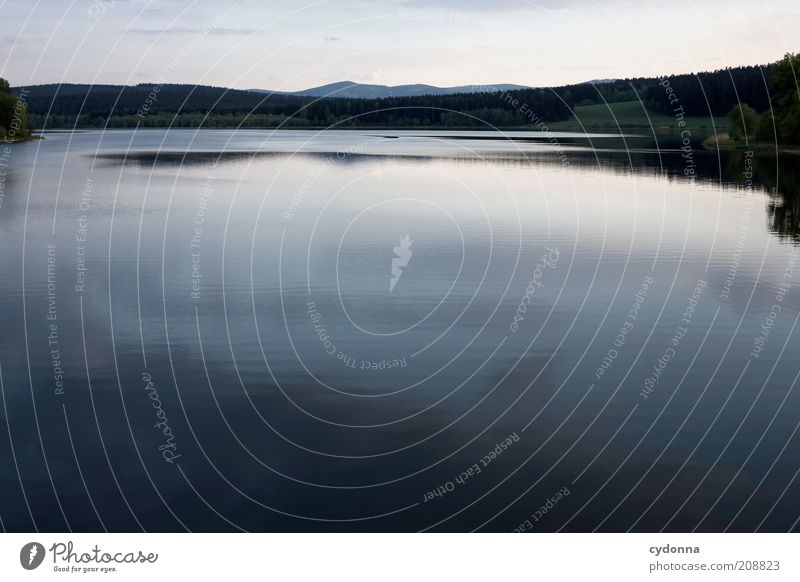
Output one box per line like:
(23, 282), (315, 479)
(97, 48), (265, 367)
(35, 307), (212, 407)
(548, 100), (730, 136)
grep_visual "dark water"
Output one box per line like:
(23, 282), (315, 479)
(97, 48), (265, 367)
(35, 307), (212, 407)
(1, 129), (799, 532)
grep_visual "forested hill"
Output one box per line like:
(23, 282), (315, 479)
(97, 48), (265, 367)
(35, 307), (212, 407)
(16, 62), (775, 130)
(16, 83), (571, 128)
(564, 64), (773, 117)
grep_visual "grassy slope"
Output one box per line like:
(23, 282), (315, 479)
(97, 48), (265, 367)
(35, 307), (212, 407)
(548, 100), (729, 135)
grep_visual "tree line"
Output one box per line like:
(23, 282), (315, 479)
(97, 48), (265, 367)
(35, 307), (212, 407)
(11, 54), (797, 139)
(19, 83), (571, 129)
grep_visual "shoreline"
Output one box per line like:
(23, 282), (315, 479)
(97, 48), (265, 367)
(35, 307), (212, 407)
(23, 128), (800, 154)
(702, 133), (800, 155)
(3, 134), (43, 143)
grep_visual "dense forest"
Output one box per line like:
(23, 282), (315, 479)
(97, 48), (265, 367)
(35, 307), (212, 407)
(17, 83), (571, 129)
(11, 55), (797, 140)
(0, 78), (33, 140)
(725, 53), (800, 145)
(641, 64), (774, 116)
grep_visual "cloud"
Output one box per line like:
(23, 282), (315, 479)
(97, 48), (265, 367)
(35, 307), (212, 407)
(400, 0), (649, 10)
(0, 35), (40, 48)
(400, 0), (549, 10)
(129, 26), (259, 36)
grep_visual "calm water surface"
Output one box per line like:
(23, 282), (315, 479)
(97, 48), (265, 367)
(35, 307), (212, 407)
(1, 129), (799, 531)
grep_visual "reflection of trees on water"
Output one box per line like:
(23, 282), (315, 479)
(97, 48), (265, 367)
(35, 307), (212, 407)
(726, 150), (800, 242)
(753, 154), (800, 242)
(93, 139), (800, 241)
(558, 147), (800, 243)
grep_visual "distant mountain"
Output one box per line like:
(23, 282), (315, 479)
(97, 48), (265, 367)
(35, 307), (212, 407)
(247, 81), (531, 99)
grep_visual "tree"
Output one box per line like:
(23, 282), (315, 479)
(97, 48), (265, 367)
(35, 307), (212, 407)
(769, 53), (800, 144)
(755, 108), (776, 143)
(727, 103), (759, 142)
(0, 77), (32, 139)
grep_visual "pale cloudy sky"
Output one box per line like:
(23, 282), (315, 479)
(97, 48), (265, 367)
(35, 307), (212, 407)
(0, 0), (797, 90)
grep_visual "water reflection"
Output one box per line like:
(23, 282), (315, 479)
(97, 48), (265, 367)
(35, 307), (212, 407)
(91, 134), (800, 242)
(1, 129), (799, 533)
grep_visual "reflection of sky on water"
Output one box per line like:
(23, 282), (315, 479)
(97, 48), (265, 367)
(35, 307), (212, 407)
(0, 130), (798, 532)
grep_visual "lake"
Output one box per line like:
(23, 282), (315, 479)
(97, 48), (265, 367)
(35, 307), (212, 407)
(1, 128), (799, 532)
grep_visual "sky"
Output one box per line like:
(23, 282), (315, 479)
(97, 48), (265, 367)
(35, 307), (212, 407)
(0, 0), (797, 90)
